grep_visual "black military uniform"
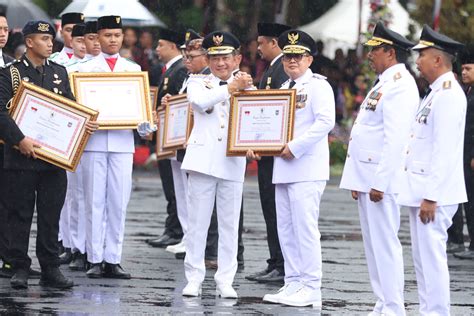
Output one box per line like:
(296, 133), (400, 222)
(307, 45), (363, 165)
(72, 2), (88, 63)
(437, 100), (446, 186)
(0, 52), (15, 276)
(0, 21), (74, 289)
(245, 22), (291, 283)
(149, 28), (188, 247)
(450, 45), (474, 259)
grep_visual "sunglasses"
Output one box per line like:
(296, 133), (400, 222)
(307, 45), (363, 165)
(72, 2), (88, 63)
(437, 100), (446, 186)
(282, 54), (309, 62)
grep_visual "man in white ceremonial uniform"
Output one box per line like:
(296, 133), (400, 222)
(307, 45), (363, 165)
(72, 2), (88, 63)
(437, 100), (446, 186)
(50, 12), (86, 265)
(339, 22), (419, 316)
(161, 29), (209, 257)
(398, 25), (467, 316)
(50, 12), (84, 65)
(65, 22), (96, 271)
(249, 30), (335, 308)
(78, 15), (140, 279)
(180, 31), (253, 298)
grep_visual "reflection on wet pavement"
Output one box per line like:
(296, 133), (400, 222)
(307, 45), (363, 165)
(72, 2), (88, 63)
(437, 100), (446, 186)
(0, 172), (473, 314)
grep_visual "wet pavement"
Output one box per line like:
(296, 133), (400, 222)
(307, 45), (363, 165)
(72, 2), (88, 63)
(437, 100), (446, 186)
(0, 170), (473, 315)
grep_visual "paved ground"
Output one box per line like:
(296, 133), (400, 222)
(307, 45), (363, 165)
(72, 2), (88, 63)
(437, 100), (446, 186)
(0, 170), (473, 315)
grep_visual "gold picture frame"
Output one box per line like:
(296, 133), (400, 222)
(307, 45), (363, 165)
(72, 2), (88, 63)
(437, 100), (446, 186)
(150, 86), (159, 110)
(163, 94), (193, 151)
(156, 108), (176, 160)
(227, 89), (296, 156)
(69, 72), (153, 130)
(8, 81), (98, 172)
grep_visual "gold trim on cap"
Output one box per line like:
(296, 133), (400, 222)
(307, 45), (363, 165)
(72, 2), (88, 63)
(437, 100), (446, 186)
(419, 40), (435, 47)
(282, 44), (310, 54)
(365, 36), (393, 46)
(207, 46), (235, 55)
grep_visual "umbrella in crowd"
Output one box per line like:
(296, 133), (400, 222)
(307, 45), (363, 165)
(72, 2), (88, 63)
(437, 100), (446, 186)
(0, 0), (53, 30)
(60, 0), (166, 27)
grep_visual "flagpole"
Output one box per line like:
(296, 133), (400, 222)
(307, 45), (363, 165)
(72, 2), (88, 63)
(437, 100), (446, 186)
(432, 0), (442, 31)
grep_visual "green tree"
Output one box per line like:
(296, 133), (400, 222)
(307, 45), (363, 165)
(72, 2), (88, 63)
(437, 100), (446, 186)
(412, 0), (474, 44)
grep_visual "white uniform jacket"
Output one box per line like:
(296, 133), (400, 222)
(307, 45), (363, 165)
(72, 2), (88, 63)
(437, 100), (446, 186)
(398, 71), (467, 206)
(273, 69), (335, 184)
(49, 47), (73, 66)
(340, 63), (419, 193)
(181, 73), (246, 182)
(78, 53), (141, 153)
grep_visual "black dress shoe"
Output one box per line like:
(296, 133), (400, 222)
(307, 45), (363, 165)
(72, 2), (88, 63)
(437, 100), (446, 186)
(39, 267), (74, 289)
(175, 252), (185, 260)
(103, 263), (131, 279)
(59, 248), (73, 265)
(147, 235), (181, 248)
(69, 253), (87, 271)
(0, 263), (14, 278)
(245, 268), (270, 281)
(453, 249), (474, 259)
(11, 269), (29, 289)
(86, 263), (103, 278)
(28, 267), (42, 279)
(255, 269), (285, 283)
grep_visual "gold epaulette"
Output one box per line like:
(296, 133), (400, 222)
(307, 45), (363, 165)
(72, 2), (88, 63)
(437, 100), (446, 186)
(393, 72), (402, 81)
(443, 80), (451, 89)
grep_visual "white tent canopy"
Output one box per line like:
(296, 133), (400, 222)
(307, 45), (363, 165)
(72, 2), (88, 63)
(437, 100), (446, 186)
(300, 0), (416, 58)
(60, 0), (166, 27)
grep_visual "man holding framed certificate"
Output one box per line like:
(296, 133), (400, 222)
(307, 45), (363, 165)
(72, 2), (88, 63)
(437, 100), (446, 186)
(0, 20), (96, 290)
(180, 31), (253, 298)
(248, 30), (335, 308)
(78, 15), (139, 280)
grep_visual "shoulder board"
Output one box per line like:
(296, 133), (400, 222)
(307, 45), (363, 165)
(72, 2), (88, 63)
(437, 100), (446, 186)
(443, 80), (452, 90)
(48, 60), (67, 69)
(2, 59), (20, 69)
(393, 72), (402, 81)
(312, 73), (327, 80)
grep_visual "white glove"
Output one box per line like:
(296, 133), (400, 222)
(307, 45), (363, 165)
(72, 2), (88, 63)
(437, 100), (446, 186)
(137, 122), (157, 137)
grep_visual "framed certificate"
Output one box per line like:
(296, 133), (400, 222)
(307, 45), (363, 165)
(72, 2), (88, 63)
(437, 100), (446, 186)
(227, 89), (296, 156)
(150, 86), (159, 109)
(69, 72), (153, 130)
(156, 108), (176, 160)
(163, 94), (193, 150)
(8, 81), (98, 172)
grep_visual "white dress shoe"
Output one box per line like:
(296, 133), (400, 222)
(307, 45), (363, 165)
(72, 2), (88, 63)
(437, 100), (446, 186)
(278, 285), (322, 308)
(262, 282), (303, 304)
(216, 284), (238, 299)
(182, 282), (202, 297)
(166, 241), (185, 254)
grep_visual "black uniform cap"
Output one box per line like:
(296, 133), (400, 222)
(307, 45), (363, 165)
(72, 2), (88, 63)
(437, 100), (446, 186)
(460, 44), (474, 64)
(181, 29), (202, 49)
(364, 21), (414, 51)
(257, 22), (291, 38)
(202, 31), (240, 55)
(278, 29), (316, 55)
(159, 28), (185, 47)
(412, 24), (464, 56)
(22, 20), (56, 38)
(84, 21), (98, 34)
(72, 23), (86, 37)
(97, 15), (122, 30)
(61, 12), (85, 26)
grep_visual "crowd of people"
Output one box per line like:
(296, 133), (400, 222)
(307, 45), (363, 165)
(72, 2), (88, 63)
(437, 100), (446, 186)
(0, 9), (472, 316)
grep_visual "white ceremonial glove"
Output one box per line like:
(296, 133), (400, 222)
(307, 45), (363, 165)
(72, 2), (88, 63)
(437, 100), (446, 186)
(137, 122), (157, 137)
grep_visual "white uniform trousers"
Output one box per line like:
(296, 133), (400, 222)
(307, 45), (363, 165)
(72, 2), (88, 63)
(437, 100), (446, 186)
(58, 172), (73, 248)
(184, 172), (243, 286)
(69, 160), (87, 254)
(408, 204), (457, 316)
(82, 152), (133, 264)
(357, 193), (405, 316)
(170, 160), (188, 239)
(275, 181), (326, 289)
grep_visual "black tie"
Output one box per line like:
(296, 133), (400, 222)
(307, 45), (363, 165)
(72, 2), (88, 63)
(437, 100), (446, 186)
(219, 81), (228, 86)
(288, 80), (296, 89)
(372, 78), (379, 88)
(424, 87), (432, 98)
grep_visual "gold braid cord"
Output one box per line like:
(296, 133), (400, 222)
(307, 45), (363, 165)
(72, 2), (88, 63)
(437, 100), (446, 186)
(6, 66), (20, 110)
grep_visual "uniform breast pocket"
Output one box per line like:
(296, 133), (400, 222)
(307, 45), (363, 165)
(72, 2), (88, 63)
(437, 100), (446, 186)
(411, 161), (430, 175)
(358, 149), (381, 164)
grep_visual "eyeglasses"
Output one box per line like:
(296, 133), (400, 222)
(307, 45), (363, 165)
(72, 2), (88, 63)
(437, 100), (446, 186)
(184, 53), (206, 61)
(282, 54), (309, 62)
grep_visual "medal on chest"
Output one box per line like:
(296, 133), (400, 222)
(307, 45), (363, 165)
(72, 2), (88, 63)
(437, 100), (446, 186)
(296, 93), (307, 109)
(163, 77), (169, 91)
(416, 103), (431, 124)
(364, 90), (382, 111)
(265, 77), (272, 89)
